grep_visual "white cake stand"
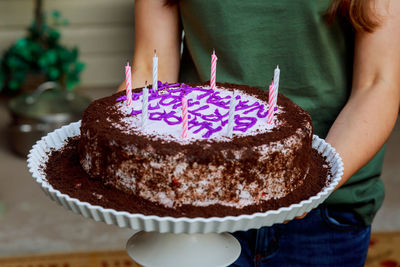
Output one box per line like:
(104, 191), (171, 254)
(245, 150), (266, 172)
(27, 122), (343, 267)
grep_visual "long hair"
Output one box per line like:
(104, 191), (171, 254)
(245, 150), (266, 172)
(327, 0), (380, 32)
(164, 0), (380, 32)
(165, 0), (178, 6)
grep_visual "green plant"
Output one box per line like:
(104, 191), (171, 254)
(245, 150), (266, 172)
(0, 6), (84, 93)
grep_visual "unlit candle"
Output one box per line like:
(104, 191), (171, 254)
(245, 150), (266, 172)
(153, 50), (158, 92)
(142, 84), (149, 126)
(227, 92), (236, 137)
(210, 50), (218, 90)
(125, 62), (132, 108)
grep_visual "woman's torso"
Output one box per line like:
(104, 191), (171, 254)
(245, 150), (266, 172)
(178, 0), (384, 225)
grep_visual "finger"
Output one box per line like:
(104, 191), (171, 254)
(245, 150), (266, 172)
(117, 80), (126, 93)
(295, 212), (308, 220)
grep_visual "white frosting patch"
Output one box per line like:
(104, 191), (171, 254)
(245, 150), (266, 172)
(111, 85), (282, 144)
(173, 162), (188, 177)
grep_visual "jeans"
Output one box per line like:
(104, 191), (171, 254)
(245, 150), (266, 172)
(230, 206), (371, 267)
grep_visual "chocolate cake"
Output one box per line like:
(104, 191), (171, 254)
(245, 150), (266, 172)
(77, 82), (313, 211)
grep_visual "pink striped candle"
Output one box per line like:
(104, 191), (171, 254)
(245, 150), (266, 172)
(267, 81), (275, 124)
(125, 62), (132, 108)
(210, 50), (218, 90)
(182, 97), (188, 138)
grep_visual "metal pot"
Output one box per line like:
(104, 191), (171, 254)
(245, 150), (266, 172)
(7, 81), (91, 157)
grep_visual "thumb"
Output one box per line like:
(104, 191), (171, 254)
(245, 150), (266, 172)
(117, 80), (126, 93)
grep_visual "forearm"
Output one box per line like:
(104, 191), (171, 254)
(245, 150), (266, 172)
(131, 45), (180, 89)
(132, 0), (180, 87)
(118, 0), (181, 92)
(326, 82), (399, 189)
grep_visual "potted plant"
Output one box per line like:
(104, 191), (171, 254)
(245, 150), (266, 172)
(1, 0), (90, 157)
(0, 0), (84, 94)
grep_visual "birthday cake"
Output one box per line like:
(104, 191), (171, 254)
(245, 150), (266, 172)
(77, 82), (314, 211)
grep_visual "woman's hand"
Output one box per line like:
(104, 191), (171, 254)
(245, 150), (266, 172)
(117, 0), (181, 92)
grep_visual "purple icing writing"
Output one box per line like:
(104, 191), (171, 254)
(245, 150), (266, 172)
(189, 105), (210, 117)
(235, 100), (253, 111)
(149, 94), (162, 102)
(202, 109), (229, 127)
(116, 95), (126, 101)
(116, 92), (142, 102)
(233, 115), (257, 132)
(189, 117), (223, 138)
(131, 109), (141, 116)
(179, 83), (195, 96)
(206, 92), (230, 109)
(132, 92), (142, 100)
(242, 102), (268, 118)
(196, 88), (214, 100)
(149, 110), (182, 125)
(149, 102), (160, 110)
(115, 81), (272, 138)
(159, 95), (182, 106)
(158, 81), (180, 90)
(188, 99), (200, 107)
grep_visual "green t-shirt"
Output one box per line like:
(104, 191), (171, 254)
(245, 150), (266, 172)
(177, 0), (385, 225)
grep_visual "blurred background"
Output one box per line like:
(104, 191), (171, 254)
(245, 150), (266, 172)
(0, 0), (399, 266)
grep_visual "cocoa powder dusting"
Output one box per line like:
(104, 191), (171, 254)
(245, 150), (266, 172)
(45, 137), (331, 218)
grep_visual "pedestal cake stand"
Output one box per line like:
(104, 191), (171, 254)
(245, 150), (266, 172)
(27, 122), (343, 267)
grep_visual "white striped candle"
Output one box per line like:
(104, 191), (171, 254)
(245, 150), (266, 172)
(142, 83), (149, 126)
(125, 62), (132, 108)
(153, 49), (158, 92)
(273, 65), (280, 109)
(182, 97), (188, 138)
(210, 50), (218, 90)
(227, 92), (236, 137)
